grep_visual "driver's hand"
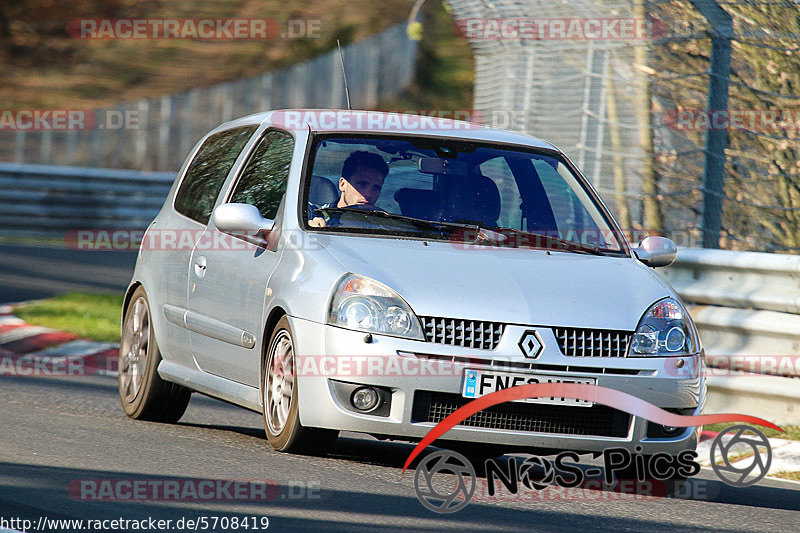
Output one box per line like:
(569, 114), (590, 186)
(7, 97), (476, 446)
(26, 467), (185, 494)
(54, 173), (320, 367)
(309, 217), (327, 228)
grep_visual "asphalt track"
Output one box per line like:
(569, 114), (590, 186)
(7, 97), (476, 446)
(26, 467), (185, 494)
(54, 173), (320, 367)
(0, 243), (137, 303)
(1, 243), (800, 531)
(1, 372), (799, 532)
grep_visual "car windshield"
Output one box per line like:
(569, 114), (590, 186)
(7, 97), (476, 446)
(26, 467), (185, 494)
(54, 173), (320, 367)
(303, 135), (625, 253)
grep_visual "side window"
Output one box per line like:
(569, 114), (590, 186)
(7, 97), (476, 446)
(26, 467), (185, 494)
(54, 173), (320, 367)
(229, 130), (294, 219)
(174, 126), (257, 224)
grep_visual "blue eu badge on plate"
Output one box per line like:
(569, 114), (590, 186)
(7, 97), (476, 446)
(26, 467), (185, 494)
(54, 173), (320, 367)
(463, 370), (478, 398)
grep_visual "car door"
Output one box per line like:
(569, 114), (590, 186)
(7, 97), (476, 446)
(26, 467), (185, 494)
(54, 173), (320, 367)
(156, 125), (256, 366)
(187, 129), (295, 386)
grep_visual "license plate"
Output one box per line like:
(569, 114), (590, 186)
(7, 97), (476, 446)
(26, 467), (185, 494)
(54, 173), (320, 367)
(461, 370), (595, 407)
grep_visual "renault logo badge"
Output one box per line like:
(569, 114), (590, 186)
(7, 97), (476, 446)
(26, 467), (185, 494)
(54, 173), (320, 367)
(519, 330), (544, 359)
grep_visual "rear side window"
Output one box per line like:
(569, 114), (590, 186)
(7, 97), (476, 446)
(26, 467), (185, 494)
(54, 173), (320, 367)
(228, 129), (294, 220)
(174, 126), (257, 224)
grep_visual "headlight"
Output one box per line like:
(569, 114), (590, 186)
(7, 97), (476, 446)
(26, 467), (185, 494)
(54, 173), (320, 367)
(629, 298), (699, 356)
(328, 274), (424, 340)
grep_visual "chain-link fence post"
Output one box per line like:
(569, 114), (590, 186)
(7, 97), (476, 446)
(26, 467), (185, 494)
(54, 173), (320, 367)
(690, 0), (733, 248)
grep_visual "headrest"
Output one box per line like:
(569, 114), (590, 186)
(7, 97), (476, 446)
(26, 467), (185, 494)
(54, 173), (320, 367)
(442, 175), (501, 227)
(309, 175), (339, 207)
(394, 188), (444, 221)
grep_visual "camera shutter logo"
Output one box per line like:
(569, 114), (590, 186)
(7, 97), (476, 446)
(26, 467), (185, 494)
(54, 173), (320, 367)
(519, 456), (555, 490)
(413, 450), (476, 513)
(710, 425), (772, 487)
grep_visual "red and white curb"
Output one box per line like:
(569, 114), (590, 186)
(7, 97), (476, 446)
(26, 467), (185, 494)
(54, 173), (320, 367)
(0, 304), (119, 377)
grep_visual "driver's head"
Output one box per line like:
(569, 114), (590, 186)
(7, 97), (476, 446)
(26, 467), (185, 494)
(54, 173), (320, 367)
(338, 151), (389, 207)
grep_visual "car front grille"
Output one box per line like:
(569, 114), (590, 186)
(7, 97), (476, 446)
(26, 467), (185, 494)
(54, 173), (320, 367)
(412, 391), (630, 437)
(420, 316), (505, 350)
(553, 327), (632, 358)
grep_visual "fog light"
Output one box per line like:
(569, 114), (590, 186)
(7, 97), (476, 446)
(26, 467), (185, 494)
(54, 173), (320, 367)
(661, 425), (682, 436)
(351, 387), (380, 412)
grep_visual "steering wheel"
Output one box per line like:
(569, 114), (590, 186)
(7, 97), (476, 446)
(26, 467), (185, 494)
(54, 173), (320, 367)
(343, 203), (387, 212)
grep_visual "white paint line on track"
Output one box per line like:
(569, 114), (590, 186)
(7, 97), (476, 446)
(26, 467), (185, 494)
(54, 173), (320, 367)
(26, 339), (118, 357)
(0, 326), (54, 344)
(0, 316), (25, 326)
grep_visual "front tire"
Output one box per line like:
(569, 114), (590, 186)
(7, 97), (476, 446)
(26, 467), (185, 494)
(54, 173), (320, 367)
(262, 316), (337, 453)
(119, 287), (191, 422)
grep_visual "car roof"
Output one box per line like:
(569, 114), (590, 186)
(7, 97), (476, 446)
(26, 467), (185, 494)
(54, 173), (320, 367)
(217, 109), (558, 151)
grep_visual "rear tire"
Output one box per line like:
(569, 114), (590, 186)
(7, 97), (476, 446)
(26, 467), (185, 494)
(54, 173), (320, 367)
(119, 287), (191, 422)
(262, 316), (338, 453)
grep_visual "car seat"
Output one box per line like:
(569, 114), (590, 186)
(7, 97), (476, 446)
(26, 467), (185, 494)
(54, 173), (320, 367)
(394, 188), (444, 221)
(442, 175), (502, 227)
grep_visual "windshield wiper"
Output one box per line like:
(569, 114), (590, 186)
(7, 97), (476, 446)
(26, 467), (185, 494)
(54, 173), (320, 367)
(491, 227), (609, 255)
(443, 223), (609, 255)
(314, 207), (610, 255)
(314, 206), (481, 234)
(533, 233), (607, 256)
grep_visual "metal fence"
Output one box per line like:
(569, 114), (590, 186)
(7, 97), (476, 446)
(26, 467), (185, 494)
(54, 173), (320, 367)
(0, 162), (174, 237)
(1, 23), (417, 172)
(444, 0), (800, 254)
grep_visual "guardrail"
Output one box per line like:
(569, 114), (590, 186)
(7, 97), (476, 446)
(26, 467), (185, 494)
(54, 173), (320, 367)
(662, 247), (800, 377)
(661, 248), (800, 424)
(0, 162), (174, 236)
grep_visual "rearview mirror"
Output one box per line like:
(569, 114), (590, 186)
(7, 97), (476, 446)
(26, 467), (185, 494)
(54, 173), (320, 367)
(212, 203), (274, 234)
(634, 236), (677, 268)
(418, 157), (467, 176)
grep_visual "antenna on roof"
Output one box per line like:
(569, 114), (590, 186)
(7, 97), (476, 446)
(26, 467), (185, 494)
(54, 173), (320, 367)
(336, 39), (352, 110)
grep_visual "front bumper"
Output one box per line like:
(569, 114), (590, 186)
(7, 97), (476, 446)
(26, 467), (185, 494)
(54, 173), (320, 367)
(290, 316), (704, 455)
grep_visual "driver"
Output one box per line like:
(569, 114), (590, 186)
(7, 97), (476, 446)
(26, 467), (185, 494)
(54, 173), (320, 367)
(309, 151), (389, 227)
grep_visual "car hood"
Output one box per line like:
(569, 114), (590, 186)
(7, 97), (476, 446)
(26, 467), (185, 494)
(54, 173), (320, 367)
(315, 235), (673, 330)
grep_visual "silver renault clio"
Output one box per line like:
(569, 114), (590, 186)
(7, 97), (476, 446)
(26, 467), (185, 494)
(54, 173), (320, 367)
(119, 110), (705, 459)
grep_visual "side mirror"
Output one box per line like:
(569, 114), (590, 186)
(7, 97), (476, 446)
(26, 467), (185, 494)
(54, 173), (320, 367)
(212, 203), (274, 234)
(634, 236), (677, 267)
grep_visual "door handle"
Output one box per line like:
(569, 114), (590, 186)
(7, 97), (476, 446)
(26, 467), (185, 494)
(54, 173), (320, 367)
(194, 256), (207, 278)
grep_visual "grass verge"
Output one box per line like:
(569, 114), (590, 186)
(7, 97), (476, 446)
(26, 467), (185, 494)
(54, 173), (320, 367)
(703, 423), (800, 441)
(15, 292), (123, 343)
(773, 471), (800, 482)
